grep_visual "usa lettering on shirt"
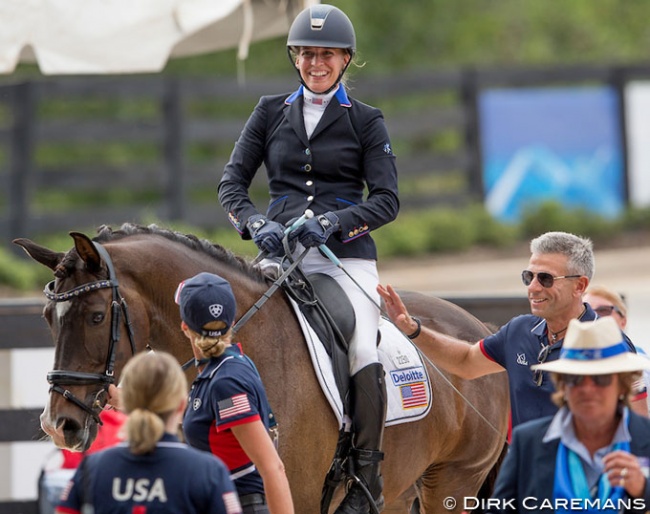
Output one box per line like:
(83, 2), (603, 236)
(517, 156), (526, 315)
(112, 477), (167, 502)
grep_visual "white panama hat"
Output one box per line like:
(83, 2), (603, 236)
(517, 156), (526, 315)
(531, 316), (650, 375)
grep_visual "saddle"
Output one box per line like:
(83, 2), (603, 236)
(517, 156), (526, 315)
(281, 267), (355, 411)
(269, 258), (431, 428)
(277, 265), (431, 514)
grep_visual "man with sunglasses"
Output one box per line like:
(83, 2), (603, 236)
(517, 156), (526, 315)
(378, 231), (646, 433)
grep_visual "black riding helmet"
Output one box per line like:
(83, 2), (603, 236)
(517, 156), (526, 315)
(287, 4), (356, 94)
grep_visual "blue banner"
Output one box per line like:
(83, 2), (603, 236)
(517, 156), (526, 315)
(479, 86), (625, 223)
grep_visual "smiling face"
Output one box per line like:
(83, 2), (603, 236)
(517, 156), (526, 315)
(525, 252), (587, 325)
(295, 46), (350, 94)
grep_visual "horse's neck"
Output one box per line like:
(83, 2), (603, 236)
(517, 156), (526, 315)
(136, 248), (268, 362)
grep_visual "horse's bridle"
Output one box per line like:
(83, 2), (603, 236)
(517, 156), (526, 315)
(43, 241), (137, 425)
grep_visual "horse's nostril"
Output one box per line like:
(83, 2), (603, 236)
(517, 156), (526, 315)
(58, 416), (95, 451)
(60, 416), (81, 434)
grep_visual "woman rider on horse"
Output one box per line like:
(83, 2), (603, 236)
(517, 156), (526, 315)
(218, 4), (399, 513)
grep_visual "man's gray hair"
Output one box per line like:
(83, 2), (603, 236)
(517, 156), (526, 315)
(530, 231), (595, 280)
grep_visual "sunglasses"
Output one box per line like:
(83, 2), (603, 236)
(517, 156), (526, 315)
(533, 344), (552, 387)
(521, 270), (582, 288)
(594, 305), (624, 318)
(561, 374), (614, 388)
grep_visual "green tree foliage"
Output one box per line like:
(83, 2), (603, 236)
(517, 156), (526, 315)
(12, 2), (650, 78)
(6, 0), (650, 292)
(163, 0), (650, 78)
(331, 0), (650, 70)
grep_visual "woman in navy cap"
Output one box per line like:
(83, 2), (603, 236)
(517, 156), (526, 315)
(218, 5), (396, 512)
(175, 272), (294, 514)
(56, 351), (241, 514)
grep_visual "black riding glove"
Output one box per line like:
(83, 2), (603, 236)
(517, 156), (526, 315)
(294, 212), (340, 248)
(247, 214), (286, 257)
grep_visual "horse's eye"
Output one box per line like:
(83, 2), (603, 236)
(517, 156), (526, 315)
(91, 312), (104, 324)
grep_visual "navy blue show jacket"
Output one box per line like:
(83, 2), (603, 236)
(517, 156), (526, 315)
(218, 87), (399, 261)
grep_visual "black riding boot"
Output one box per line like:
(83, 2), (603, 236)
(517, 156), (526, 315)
(335, 362), (387, 514)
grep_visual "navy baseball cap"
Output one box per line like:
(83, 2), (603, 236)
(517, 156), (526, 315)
(174, 272), (236, 337)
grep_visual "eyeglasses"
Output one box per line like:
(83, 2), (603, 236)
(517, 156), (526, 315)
(594, 305), (624, 318)
(521, 270), (582, 288)
(562, 374), (614, 388)
(533, 344), (552, 386)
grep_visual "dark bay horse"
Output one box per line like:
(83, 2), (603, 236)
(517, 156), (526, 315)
(15, 223), (509, 513)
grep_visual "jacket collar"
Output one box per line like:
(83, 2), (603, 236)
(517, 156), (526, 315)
(629, 411), (650, 454)
(285, 84), (351, 107)
(284, 85), (351, 142)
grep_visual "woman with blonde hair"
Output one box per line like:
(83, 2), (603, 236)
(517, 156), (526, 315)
(56, 351), (241, 514)
(176, 272), (294, 514)
(584, 284), (649, 416)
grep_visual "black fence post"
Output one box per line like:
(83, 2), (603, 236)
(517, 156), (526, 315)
(461, 67), (484, 202)
(9, 81), (35, 247)
(162, 77), (185, 221)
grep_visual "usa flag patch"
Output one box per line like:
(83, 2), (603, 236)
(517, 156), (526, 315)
(218, 393), (251, 419)
(223, 491), (243, 513)
(400, 382), (427, 409)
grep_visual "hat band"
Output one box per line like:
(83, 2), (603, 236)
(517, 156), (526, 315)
(560, 341), (628, 361)
(202, 329), (226, 338)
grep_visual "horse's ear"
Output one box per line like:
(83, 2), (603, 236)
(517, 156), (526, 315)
(69, 232), (102, 272)
(13, 238), (65, 272)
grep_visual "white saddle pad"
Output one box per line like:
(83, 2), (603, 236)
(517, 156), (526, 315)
(289, 299), (432, 429)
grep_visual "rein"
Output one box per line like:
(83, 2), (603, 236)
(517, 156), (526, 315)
(43, 241), (137, 425)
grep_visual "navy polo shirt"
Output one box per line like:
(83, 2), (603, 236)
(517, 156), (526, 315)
(183, 345), (273, 497)
(57, 433), (240, 514)
(479, 303), (638, 429)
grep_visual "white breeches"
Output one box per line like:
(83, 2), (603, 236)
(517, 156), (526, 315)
(300, 247), (380, 376)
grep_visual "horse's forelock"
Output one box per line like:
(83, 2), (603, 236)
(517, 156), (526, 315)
(53, 264), (67, 279)
(53, 247), (84, 279)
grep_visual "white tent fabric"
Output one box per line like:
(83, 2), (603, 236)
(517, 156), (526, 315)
(0, 0), (317, 75)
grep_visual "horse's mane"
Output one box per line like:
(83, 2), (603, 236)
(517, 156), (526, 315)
(90, 222), (267, 283)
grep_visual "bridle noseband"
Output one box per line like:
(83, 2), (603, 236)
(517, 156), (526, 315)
(44, 242), (137, 425)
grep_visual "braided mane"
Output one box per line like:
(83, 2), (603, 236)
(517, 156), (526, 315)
(91, 223), (266, 283)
